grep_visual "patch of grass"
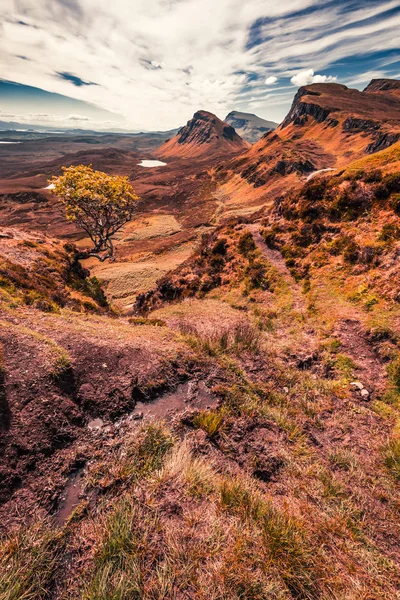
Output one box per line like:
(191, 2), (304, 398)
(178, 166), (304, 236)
(178, 319), (260, 356)
(387, 354), (400, 391)
(193, 410), (224, 438)
(129, 317), (166, 327)
(82, 498), (151, 600)
(383, 436), (400, 481)
(333, 353), (356, 380)
(51, 350), (72, 378)
(87, 424), (174, 491)
(0, 524), (63, 600)
(219, 476), (320, 598)
(329, 449), (358, 472)
(348, 285), (379, 311)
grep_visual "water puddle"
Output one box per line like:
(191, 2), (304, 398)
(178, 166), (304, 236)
(56, 381), (215, 524)
(137, 159), (167, 168)
(55, 469), (85, 525)
(133, 380), (216, 420)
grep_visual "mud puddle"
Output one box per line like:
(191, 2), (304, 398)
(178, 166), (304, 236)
(55, 469), (85, 526)
(132, 380), (216, 420)
(56, 381), (216, 523)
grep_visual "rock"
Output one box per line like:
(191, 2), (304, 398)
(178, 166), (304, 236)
(283, 387), (289, 394)
(366, 132), (400, 154)
(133, 412), (143, 420)
(360, 389), (370, 399)
(350, 381), (364, 390)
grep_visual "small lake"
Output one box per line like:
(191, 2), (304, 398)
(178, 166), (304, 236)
(137, 159), (167, 168)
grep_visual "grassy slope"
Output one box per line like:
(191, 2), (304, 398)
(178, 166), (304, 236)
(1, 197), (400, 598)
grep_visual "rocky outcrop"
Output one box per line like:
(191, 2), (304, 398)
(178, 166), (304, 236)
(1, 191), (48, 204)
(281, 87), (332, 129)
(364, 79), (400, 94)
(272, 158), (315, 176)
(366, 132), (400, 154)
(156, 110), (248, 159)
(342, 118), (380, 133)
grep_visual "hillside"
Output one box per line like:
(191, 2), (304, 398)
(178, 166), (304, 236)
(212, 79), (400, 214)
(1, 80), (400, 599)
(225, 111), (278, 143)
(156, 110), (249, 159)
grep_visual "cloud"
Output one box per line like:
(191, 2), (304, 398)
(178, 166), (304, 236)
(56, 72), (98, 87)
(290, 68), (337, 87)
(0, 0), (399, 128)
(66, 114), (91, 121)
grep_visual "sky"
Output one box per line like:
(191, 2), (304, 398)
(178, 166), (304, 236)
(0, 0), (399, 131)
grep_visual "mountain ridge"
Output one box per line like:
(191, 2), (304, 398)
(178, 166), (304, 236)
(224, 111), (278, 143)
(155, 109), (249, 159)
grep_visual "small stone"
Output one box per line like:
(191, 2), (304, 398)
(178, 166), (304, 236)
(283, 387), (289, 394)
(133, 412), (144, 420)
(350, 381), (364, 390)
(360, 389), (370, 399)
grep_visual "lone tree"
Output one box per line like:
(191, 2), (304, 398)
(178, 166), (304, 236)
(49, 165), (139, 262)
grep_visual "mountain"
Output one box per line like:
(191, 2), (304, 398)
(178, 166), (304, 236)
(224, 111), (278, 143)
(155, 110), (249, 159)
(215, 79), (400, 208)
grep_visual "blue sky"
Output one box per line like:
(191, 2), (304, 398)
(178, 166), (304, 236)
(0, 0), (399, 130)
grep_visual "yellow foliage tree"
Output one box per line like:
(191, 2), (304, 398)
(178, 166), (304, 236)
(49, 165), (139, 261)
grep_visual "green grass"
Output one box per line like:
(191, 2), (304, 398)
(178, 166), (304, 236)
(383, 436), (400, 481)
(83, 499), (146, 600)
(193, 410), (224, 438)
(0, 525), (63, 600)
(219, 476), (320, 598)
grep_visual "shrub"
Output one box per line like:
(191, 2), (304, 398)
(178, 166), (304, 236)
(390, 193), (400, 215)
(362, 169), (383, 183)
(375, 173), (400, 200)
(378, 222), (400, 241)
(212, 238), (228, 256)
(342, 240), (360, 264)
(238, 231), (256, 255)
(329, 183), (373, 221)
(261, 228), (277, 248)
(244, 260), (271, 291)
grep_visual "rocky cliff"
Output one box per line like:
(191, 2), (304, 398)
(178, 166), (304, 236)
(156, 110), (248, 159)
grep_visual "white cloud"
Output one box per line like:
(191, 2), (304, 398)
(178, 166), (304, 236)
(290, 68), (337, 87)
(0, 1), (398, 128)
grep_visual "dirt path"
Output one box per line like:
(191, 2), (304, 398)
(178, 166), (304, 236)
(246, 223), (388, 397)
(336, 318), (388, 397)
(246, 223), (305, 313)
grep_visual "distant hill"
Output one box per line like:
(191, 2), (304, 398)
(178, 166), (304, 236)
(156, 110), (249, 159)
(224, 111), (278, 143)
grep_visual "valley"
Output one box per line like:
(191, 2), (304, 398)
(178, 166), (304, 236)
(1, 80), (400, 599)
